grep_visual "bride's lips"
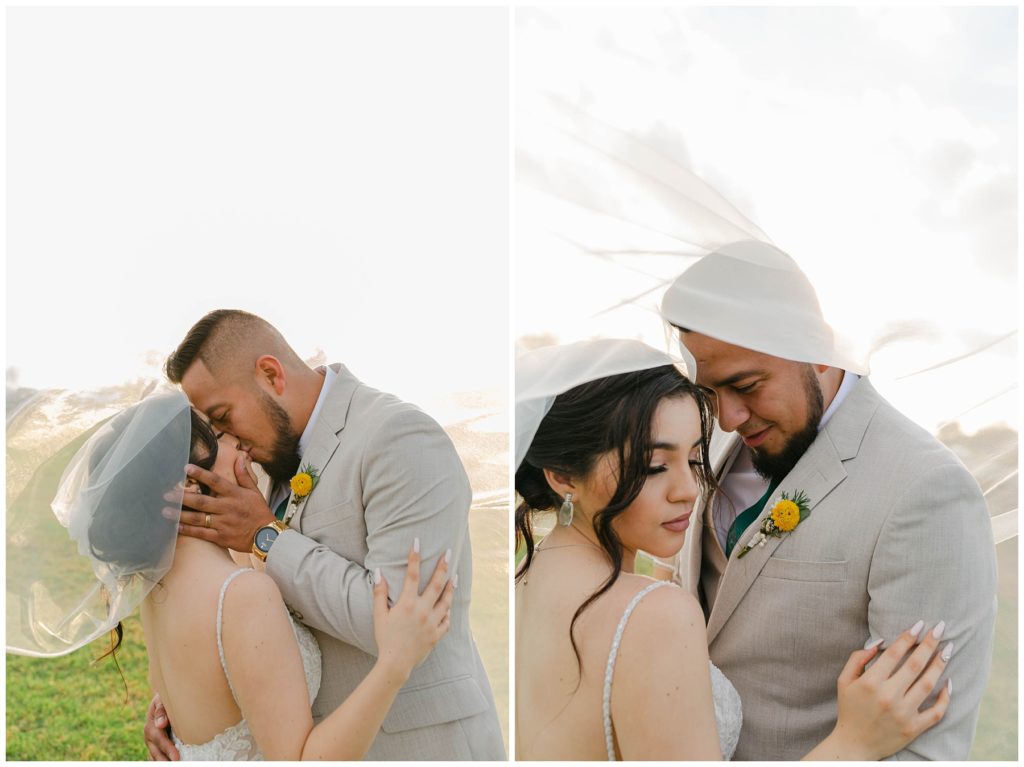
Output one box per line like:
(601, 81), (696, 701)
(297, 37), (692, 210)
(741, 426), (772, 448)
(662, 512), (692, 533)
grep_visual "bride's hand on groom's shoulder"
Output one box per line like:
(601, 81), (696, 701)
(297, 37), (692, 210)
(178, 455), (275, 552)
(830, 621), (952, 759)
(371, 541), (455, 680)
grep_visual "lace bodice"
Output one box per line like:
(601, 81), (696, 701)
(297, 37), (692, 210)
(602, 581), (742, 760)
(174, 569), (322, 761)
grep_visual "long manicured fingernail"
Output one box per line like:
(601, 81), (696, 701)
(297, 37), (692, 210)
(453, 573), (459, 589)
(185, 464), (196, 475)
(444, 548), (452, 564)
(931, 620), (946, 640)
(373, 567), (381, 585)
(946, 678), (953, 696)
(413, 537), (420, 553)
(942, 642), (954, 662)
(909, 619), (925, 638)
(864, 636), (884, 650)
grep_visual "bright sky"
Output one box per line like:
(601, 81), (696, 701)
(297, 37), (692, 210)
(6, 6), (509, 425)
(515, 6), (1016, 435)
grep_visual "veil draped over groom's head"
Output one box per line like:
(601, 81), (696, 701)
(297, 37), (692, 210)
(659, 240), (868, 377)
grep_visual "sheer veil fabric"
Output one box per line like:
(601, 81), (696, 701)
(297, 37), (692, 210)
(516, 10), (1016, 546)
(7, 387), (189, 657)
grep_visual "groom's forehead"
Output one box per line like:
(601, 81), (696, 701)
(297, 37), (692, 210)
(682, 332), (773, 373)
(180, 360), (242, 410)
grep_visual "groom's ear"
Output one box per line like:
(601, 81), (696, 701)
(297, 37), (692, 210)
(254, 355), (287, 395)
(542, 468), (577, 499)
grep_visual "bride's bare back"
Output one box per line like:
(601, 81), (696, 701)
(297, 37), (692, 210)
(515, 546), (721, 760)
(139, 537), (306, 746)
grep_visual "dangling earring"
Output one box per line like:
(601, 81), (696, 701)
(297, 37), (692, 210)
(558, 492), (574, 526)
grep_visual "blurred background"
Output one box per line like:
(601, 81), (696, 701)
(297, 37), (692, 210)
(6, 5), (509, 757)
(516, 6), (1016, 760)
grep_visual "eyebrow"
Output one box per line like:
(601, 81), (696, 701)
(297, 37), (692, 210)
(651, 439), (703, 451)
(710, 369), (764, 388)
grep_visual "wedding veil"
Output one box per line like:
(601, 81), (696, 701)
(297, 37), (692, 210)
(7, 389), (190, 657)
(515, 338), (679, 470)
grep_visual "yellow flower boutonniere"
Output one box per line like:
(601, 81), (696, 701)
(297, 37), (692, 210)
(289, 464), (320, 506)
(737, 490), (811, 559)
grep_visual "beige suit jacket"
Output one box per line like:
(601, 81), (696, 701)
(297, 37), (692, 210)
(675, 377), (996, 760)
(266, 364), (505, 760)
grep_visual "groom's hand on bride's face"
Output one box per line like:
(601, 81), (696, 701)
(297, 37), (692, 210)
(177, 458), (276, 552)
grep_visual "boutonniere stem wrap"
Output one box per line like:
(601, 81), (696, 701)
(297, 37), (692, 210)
(736, 490), (811, 559)
(289, 463), (320, 506)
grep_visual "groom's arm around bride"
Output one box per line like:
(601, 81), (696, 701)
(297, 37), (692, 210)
(160, 311), (504, 760)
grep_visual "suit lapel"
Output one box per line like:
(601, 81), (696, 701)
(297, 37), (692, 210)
(706, 422), (848, 644)
(287, 364), (358, 528)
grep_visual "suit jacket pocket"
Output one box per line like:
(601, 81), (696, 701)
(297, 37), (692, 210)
(299, 498), (361, 532)
(381, 675), (489, 734)
(761, 557), (848, 582)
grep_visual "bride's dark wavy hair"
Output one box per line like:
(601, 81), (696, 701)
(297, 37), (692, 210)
(515, 365), (717, 676)
(87, 408), (220, 693)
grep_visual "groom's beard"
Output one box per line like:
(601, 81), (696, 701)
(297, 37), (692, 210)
(257, 391), (302, 484)
(751, 365), (824, 484)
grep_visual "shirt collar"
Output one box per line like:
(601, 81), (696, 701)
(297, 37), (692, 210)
(819, 370), (859, 430)
(298, 365), (337, 458)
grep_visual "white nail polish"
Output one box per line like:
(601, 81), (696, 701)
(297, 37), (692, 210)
(445, 548), (452, 564)
(453, 573), (459, 589)
(946, 678), (953, 696)
(373, 567), (381, 584)
(864, 636), (884, 650)
(413, 537), (420, 554)
(909, 619), (925, 638)
(941, 642), (953, 662)
(931, 620), (946, 639)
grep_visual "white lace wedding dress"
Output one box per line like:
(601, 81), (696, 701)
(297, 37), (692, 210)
(603, 581), (742, 760)
(173, 569), (322, 761)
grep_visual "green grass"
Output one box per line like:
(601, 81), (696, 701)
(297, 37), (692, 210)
(7, 618), (152, 760)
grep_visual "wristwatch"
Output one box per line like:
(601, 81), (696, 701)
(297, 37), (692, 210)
(252, 519), (289, 562)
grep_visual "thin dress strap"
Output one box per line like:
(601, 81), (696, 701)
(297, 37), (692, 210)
(216, 568), (255, 703)
(603, 580), (672, 761)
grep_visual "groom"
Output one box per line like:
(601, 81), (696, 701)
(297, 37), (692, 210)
(145, 309), (504, 760)
(660, 241), (996, 760)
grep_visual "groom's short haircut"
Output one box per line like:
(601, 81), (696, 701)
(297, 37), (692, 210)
(165, 309), (303, 384)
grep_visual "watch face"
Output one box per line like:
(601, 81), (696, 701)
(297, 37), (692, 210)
(255, 526), (279, 553)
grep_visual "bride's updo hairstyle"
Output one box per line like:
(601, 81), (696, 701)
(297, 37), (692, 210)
(515, 365), (717, 672)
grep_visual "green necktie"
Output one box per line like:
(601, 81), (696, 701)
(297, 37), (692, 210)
(274, 496), (289, 521)
(725, 479), (780, 558)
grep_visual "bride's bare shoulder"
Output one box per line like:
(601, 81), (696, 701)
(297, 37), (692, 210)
(219, 568), (284, 611)
(615, 575), (706, 643)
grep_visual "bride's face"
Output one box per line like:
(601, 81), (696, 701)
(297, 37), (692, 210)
(579, 395), (703, 559)
(210, 431), (243, 486)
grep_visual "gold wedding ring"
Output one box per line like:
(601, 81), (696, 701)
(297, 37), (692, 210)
(204, 512), (212, 528)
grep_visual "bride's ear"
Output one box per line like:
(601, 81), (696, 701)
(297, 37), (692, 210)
(542, 468), (576, 500)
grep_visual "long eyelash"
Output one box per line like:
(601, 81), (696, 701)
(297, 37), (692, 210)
(646, 466), (668, 475)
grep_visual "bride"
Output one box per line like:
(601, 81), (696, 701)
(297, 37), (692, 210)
(515, 339), (951, 760)
(52, 389), (453, 760)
